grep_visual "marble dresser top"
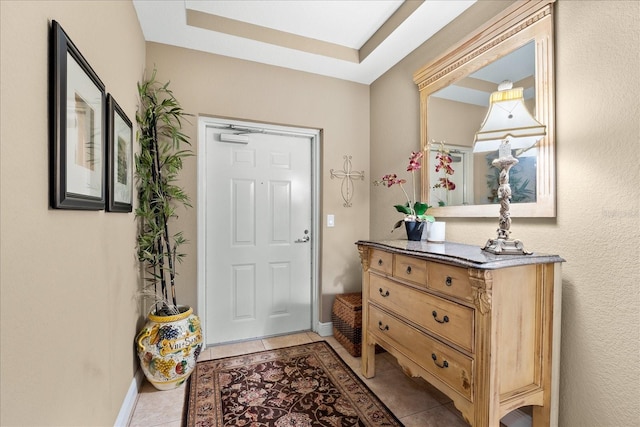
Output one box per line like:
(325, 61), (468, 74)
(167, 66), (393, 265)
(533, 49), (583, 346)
(356, 240), (565, 270)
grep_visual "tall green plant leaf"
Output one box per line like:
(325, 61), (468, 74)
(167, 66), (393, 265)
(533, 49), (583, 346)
(135, 69), (192, 314)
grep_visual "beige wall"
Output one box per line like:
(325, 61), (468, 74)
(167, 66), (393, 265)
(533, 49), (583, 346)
(428, 97), (484, 148)
(0, 1), (145, 425)
(145, 43), (370, 324)
(371, 1), (639, 425)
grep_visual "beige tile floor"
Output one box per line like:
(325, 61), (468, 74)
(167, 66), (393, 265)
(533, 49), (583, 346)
(128, 331), (470, 427)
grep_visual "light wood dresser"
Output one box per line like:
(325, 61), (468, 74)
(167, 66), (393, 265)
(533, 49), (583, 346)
(356, 240), (564, 427)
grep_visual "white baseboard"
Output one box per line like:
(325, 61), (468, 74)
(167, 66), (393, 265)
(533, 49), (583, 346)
(114, 369), (144, 427)
(316, 321), (333, 337)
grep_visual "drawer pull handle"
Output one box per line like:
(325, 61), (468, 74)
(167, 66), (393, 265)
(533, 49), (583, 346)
(378, 288), (390, 297)
(378, 321), (389, 331)
(432, 311), (449, 324)
(431, 353), (449, 369)
(406, 266), (412, 274)
(378, 259), (383, 266)
(445, 276), (453, 286)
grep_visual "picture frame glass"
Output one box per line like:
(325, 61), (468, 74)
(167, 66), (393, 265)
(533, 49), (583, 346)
(112, 108), (132, 205)
(65, 52), (103, 198)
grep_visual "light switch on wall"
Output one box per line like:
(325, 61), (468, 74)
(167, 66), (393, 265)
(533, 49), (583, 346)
(327, 214), (335, 227)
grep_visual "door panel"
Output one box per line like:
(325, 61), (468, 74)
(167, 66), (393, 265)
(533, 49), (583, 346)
(270, 262), (290, 315)
(233, 179), (255, 244)
(233, 264), (255, 319)
(270, 181), (291, 243)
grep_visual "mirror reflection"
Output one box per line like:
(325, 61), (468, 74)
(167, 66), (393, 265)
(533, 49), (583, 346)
(415, 0), (555, 218)
(427, 41), (536, 207)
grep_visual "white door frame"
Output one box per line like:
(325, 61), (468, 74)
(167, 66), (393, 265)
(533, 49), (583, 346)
(197, 116), (321, 345)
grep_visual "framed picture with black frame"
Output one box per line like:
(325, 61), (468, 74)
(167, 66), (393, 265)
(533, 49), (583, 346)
(106, 94), (133, 212)
(50, 20), (106, 210)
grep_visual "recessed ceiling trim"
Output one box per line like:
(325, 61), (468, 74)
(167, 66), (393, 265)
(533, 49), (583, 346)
(360, 0), (424, 62)
(132, 0), (477, 84)
(186, 8), (359, 63)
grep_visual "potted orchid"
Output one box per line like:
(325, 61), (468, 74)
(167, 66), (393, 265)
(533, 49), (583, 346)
(375, 151), (434, 240)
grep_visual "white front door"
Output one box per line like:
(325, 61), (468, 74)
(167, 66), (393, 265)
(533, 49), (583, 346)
(202, 122), (313, 345)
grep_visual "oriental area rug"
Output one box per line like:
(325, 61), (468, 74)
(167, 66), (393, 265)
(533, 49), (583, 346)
(184, 340), (403, 426)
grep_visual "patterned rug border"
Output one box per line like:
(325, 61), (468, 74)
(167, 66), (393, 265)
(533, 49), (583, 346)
(183, 340), (404, 426)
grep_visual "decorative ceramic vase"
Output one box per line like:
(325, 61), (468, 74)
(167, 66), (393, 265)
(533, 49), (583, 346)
(404, 221), (425, 241)
(136, 306), (203, 390)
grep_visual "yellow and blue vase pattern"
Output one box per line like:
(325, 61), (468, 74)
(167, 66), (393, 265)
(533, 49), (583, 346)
(136, 306), (203, 390)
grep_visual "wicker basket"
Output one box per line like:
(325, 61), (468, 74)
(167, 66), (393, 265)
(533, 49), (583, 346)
(331, 293), (363, 357)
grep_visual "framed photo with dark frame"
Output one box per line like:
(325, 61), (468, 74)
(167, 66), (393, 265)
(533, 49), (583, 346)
(50, 20), (106, 210)
(106, 95), (133, 212)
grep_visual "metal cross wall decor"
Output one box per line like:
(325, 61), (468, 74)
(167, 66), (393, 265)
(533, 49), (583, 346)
(330, 155), (364, 207)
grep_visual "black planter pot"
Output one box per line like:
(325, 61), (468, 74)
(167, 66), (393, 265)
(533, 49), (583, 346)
(404, 221), (425, 241)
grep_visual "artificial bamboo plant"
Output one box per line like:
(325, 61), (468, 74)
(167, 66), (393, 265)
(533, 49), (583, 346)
(135, 70), (192, 316)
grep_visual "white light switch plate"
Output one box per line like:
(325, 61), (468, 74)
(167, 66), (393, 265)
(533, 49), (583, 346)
(327, 214), (335, 227)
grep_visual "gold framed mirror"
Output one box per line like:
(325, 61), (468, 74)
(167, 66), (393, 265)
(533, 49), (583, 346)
(414, 0), (555, 217)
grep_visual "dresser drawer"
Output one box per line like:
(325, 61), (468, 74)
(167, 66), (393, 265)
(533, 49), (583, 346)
(394, 254), (428, 286)
(369, 274), (474, 353)
(427, 263), (473, 301)
(368, 305), (473, 400)
(369, 249), (393, 275)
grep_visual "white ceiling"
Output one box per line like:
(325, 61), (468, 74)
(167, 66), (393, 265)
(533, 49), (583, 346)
(132, 0), (477, 85)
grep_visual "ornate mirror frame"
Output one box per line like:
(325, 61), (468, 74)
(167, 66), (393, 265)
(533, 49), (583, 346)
(414, 0), (555, 217)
